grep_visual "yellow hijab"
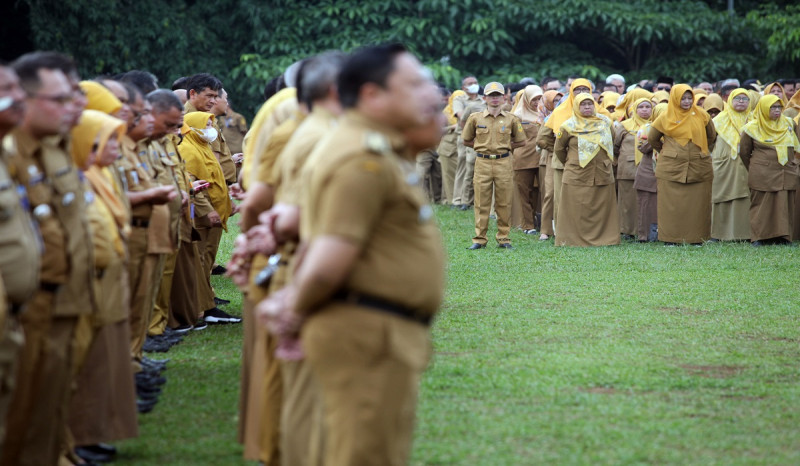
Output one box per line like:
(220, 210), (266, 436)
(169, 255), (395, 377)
(241, 87), (298, 189)
(70, 110), (129, 257)
(712, 89), (750, 160)
(702, 93), (725, 113)
(546, 78), (595, 131)
(652, 90), (670, 105)
(786, 88), (800, 113)
(559, 94), (614, 167)
(600, 91), (620, 111)
(652, 84), (711, 154)
(613, 88), (654, 121)
(621, 98), (653, 165)
(763, 82), (789, 106)
(513, 85), (543, 123)
(80, 81), (122, 116)
(742, 95), (800, 165)
(181, 112), (232, 227)
(444, 90), (466, 125)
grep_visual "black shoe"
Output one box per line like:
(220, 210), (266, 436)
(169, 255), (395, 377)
(137, 398), (157, 413)
(498, 243), (513, 249)
(663, 242), (677, 247)
(203, 308), (242, 324)
(170, 324), (193, 334)
(467, 243), (485, 250)
(459, 204), (471, 211)
(192, 320), (208, 331)
(621, 234), (635, 241)
(214, 296), (231, 305)
(142, 337), (170, 353)
(80, 443), (117, 457)
(211, 264), (227, 275)
(141, 357), (168, 371)
(751, 241), (763, 247)
(75, 446), (113, 464)
(707, 238), (720, 243)
(136, 372), (167, 386)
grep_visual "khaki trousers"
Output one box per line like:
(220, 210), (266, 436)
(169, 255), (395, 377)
(1, 290), (77, 466)
(514, 168), (539, 231)
(0, 314), (22, 453)
(415, 151), (442, 204)
(472, 156), (513, 245)
(541, 156), (555, 236)
(461, 147), (477, 205)
(195, 216), (222, 312)
(150, 248), (178, 335)
(553, 167), (564, 233)
(168, 241), (200, 328)
(438, 133), (458, 205)
(303, 305), (430, 466)
(281, 358), (324, 466)
(452, 136), (466, 205)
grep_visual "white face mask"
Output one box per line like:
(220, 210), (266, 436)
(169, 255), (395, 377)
(467, 84), (480, 94)
(196, 127), (218, 143)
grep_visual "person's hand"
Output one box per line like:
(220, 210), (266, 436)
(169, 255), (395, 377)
(180, 190), (189, 207)
(232, 153), (244, 164)
(256, 286), (302, 337)
(638, 141), (653, 154)
(231, 202), (241, 215)
(207, 210), (222, 227)
(246, 224), (276, 255)
(150, 185), (178, 205)
(229, 182), (246, 200)
(192, 179), (208, 190)
(226, 234), (252, 290)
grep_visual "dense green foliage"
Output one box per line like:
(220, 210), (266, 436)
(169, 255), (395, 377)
(20, 0), (800, 118)
(115, 207), (800, 465)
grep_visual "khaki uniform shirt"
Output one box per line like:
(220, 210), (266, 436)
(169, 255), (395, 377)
(0, 139), (40, 308)
(302, 111), (445, 316)
(255, 113), (305, 185)
(220, 111), (248, 155)
(7, 129), (94, 316)
(649, 122), (717, 184)
(148, 138), (184, 251)
(739, 126), (800, 192)
(554, 132), (616, 187)
(116, 135), (156, 221)
(452, 95), (485, 134)
(462, 110), (526, 155)
(512, 120), (541, 170)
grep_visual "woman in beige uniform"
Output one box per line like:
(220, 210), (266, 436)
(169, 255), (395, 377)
(710, 89), (751, 241)
(648, 84), (717, 244)
(536, 90), (561, 240)
(614, 97), (652, 240)
(635, 102), (666, 241)
(512, 85), (543, 234)
(68, 110), (138, 452)
(554, 94), (619, 246)
(739, 95), (800, 245)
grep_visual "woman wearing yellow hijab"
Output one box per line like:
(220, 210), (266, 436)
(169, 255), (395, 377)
(763, 82), (789, 107)
(537, 90), (562, 240)
(702, 93), (724, 119)
(67, 110), (139, 450)
(553, 94), (619, 246)
(651, 90), (670, 106)
(783, 88), (800, 119)
(710, 89), (752, 241)
(739, 94), (800, 245)
(599, 91), (620, 113)
(438, 89), (465, 204)
(511, 85), (544, 234)
(648, 84), (717, 244)
(541, 79), (594, 235)
(634, 102), (665, 242)
(614, 97), (653, 240)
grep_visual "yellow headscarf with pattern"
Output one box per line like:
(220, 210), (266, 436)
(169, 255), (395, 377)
(742, 94), (800, 165)
(621, 98), (653, 165)
(712, 89), (750, 160)
(559, 94), (614, 167)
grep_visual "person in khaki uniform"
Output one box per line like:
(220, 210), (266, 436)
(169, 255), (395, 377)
(438, 90), (463, 205)
(463, 82), (526, 249)
(511, 85), (544, 234)
(1, 53), (95, 466)
(146, 90), (187, 337)
(220, 103), (248, 179)
(648, 84), (717, 244)
(452, 77), (485, 209)
(0, 63), (40, 453)
(258, 44), (444, 466)
(210, 88), (238, 185)
(739, 95), (800, 245)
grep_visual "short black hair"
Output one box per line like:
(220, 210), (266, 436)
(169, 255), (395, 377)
(147, 89), (183, 114)
(124, 82), (143, 103)
(171, 76), (188, 91)
(186, 73), (222, 95)
(656, 76), (674, 85)
(11, 51), (76, 93)
(338, 43), (407, 108)
(119, 70), (158, 95)
(507, 83), (525, 95)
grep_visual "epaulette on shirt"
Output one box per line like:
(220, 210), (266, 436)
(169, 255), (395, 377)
(364, 131), (391, 156)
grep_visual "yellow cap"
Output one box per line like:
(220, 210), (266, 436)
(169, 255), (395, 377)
(483, 82), (504, 95)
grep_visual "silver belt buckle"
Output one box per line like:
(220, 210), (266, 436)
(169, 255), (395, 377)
(489, 154), (497, 160)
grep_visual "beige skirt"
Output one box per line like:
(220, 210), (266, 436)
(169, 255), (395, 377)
(712, 197), (751, 241)
(556, 183), (620, 246)
(750, 189), (794, 242)
(657, 179), (711, 243)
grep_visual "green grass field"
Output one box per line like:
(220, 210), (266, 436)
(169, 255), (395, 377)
(116, 205), (800, 465)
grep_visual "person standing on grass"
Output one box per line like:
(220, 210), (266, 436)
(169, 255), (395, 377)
(463, 82), (526, 250)
(648, 84), (716, 245)
(739, 95), (800, 246)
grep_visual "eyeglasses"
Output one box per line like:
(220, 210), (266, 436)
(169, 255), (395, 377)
(656, 86), (671, 91)
(30, 93), (74, 104)
(732, 96), (750, 102)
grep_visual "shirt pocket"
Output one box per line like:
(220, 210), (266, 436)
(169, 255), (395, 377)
(475, 126), (491, 147)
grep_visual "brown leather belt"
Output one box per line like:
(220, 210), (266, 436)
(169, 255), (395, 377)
(477, 152), (510, 160)
(333, 290), (432, 326)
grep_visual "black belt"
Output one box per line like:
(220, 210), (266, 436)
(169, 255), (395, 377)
(131, 217), (150, 228)
(333, 291), (432, 326)
(40, 282), (60, 293)
(477, 152), (510, 159)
